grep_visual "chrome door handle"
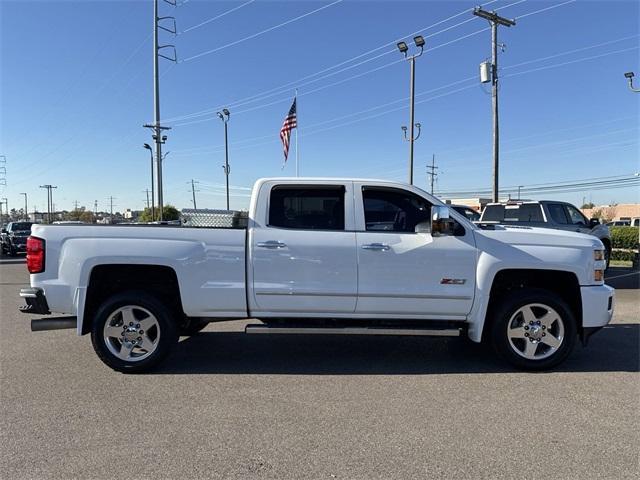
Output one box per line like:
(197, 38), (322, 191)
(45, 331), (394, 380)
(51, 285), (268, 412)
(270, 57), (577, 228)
(257, 241), (287, 249)
(361, 243), (390, 251)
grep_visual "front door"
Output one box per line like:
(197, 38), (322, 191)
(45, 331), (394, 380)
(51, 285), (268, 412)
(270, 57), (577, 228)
(250, 183), (358, 315)
(354, 185), (477, 317)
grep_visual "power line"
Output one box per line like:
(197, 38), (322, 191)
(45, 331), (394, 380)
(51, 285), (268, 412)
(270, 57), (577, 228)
(161, 0), (507, 124)
(181, 0), (344, 62)
(181, 0), (256, 34)
(165, 0), (581, 129)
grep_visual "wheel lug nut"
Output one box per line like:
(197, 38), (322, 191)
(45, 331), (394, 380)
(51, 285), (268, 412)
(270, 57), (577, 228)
(524, 326), (529, 330)
(536, 321), (541, 325)
(137, 336), (142, 341)
(136, 324), (140, 328)
(542, 333), (546, 336)
(129, 322), (133, 326)
(525, 333), (529, 337)
(139, 330), (144, 334)
(542, 326), (546, 330)
(529, 321), (533, 325)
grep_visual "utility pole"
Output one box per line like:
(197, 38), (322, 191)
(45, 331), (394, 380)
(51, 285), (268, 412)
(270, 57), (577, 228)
(189, 179), (199, 210)
(474, 7), (515, 203)
(39, 185), (57, 224)
(1, 198), (7, 223)
(73, 200), (79, 211)
(20, 193), (28, 220)
(426, 154), (438, 195)
(397, 36), (425, 185)
(109, 196), (116, 218)
(217, 108), (231, 210)
(143, 144), (155, 220)
(94, 200), (98, 217)
(143, 189), (151, 210)
(143, 0), (177, 222)
(517, 185), (523, 200)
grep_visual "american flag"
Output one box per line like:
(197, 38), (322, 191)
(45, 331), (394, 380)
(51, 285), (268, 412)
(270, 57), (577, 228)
(279, 97), (297, 162)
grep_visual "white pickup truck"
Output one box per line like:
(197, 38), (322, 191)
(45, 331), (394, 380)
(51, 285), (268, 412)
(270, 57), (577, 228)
(20, 178), (614, 373)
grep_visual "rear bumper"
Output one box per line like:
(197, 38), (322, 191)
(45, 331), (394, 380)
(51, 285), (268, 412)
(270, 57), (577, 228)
(19, 288), (51, 315)
(581, 284), (615, 328)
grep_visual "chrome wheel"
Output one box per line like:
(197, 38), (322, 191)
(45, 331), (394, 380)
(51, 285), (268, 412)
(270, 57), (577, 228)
(506, 303), (565, 361)
(103, 306), (161, 362)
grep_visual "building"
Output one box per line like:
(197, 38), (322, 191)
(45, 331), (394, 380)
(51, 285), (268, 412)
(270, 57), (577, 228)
(581, 204), (640, 222)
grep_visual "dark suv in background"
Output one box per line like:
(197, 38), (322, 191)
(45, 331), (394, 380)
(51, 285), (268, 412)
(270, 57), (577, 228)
(1, 222), (33, 256)
(480, 200), (611, 267)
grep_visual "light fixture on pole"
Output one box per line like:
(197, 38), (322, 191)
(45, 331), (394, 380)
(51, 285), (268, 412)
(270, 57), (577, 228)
(217, 108), (231, 210)
(397, 35), (425, 185)
(624, 71), (640, 92)
(143, 143), (155, 220)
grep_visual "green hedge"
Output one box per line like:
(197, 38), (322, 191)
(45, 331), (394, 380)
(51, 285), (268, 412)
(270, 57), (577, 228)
(611, 249), (638, 262)
(610, 226), (639, 250)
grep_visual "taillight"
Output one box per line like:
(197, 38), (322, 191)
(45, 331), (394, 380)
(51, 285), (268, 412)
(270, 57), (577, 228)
(26, 236), (45, 274)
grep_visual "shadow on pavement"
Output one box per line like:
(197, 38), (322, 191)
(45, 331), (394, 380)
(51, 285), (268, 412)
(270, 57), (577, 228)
(606, 266), (639, 290)
(155, 324), (639, 375)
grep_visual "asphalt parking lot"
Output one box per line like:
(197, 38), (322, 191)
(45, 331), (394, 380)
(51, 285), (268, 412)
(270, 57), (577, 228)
(1, 257), (638, 479)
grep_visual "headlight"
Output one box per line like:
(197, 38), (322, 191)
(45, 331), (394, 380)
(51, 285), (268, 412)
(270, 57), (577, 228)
(594, 250), (605, 261)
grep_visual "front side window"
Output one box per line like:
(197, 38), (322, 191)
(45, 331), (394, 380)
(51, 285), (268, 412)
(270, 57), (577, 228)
(362, 187), (431, 233)
(547, 204), (569, 224)
(564, 205), (587, 226)
(269, 186), (345, 230)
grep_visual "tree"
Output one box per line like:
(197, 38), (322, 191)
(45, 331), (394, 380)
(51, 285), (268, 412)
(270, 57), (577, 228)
(581, 202), (595, 209)
(80, 211), (94, 224)
(139, 205), (180, 222)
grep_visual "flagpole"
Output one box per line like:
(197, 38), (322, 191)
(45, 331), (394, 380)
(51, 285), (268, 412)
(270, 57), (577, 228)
(295, 88), (299, 177)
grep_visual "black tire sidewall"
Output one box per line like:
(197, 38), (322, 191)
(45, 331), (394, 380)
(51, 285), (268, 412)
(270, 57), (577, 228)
(491, 289), (577, 370)
(91, 291), (178, 373)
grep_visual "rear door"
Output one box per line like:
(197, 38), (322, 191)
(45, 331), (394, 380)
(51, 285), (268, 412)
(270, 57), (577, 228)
(354, 184), (477, 318)
(249, 182), (358, 315)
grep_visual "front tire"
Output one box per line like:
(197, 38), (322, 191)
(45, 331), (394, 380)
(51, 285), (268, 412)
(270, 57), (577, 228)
(490, 289), (577, 370)
(91, 291), (178, 373)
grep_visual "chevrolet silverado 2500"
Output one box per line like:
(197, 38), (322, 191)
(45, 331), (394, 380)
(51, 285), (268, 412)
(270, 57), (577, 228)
(20, 178), (614, 372)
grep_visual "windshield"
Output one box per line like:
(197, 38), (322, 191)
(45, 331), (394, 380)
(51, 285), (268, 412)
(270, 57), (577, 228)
(481, 204), (544, 223)
(11, 222), (33, 231)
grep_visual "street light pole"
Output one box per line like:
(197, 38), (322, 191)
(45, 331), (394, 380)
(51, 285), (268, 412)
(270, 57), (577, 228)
(144, 144), (155, 220)
(397, 36), (425, 185)
(217, 108), (231, 210)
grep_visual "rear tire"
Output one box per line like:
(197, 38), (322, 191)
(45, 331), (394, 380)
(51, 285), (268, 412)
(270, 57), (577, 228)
(91, 291), (178, 373)
(490, 289), (577, 370)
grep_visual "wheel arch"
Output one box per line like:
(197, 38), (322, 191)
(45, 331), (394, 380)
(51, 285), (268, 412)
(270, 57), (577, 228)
(480, 268), (582, 342)
(80, 264), (184, 335)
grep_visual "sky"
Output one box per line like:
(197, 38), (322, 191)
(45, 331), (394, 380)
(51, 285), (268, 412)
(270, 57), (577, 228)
(1, 0), (639, 214)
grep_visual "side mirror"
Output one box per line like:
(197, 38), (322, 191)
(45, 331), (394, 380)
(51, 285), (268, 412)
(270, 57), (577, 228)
(589, 218), (600, 228)
(431, 206), (453, 237)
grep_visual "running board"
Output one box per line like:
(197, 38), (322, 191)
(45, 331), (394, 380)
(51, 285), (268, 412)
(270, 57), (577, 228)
(245, 324), (461, 337)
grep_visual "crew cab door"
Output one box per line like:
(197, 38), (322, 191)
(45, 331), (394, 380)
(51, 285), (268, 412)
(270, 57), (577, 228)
(248, 182), (358, 315)
(354, 184), (477, 317)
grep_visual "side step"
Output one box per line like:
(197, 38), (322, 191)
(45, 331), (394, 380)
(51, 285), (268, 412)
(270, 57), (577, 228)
(245, 324), (461, 337)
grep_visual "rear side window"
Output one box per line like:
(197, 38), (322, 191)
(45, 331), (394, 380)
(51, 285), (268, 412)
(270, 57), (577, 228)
(269, 186), (345, 230)
(482, 204), (544, 222)
(547, 204), (569, 224)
